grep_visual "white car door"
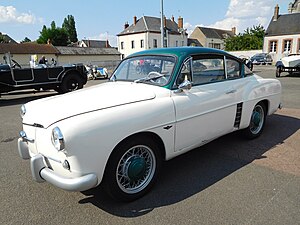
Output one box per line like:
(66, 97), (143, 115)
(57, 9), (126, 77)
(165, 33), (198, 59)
(172, 55), (246, 152)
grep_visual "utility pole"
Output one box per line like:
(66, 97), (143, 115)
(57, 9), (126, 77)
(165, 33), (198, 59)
(161, 0), (164, 48)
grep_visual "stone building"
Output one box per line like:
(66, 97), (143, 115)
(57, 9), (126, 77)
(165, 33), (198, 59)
(263, 1), (300, 61)
(189, 26), (235, 50)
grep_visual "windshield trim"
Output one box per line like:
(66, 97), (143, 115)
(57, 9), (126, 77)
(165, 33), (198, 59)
(110, 54), (178, 87)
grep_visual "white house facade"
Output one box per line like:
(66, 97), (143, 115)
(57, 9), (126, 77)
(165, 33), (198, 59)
(117, 16), (188, 58)
(263, 1), (300, 62)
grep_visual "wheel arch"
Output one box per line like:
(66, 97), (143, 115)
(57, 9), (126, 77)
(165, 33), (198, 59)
(102, 131), (166, 180)
(240, 99), (269, 129)
(59, 69), (81, 81)
(109, 131), (166, 162)
(259, 99), (269, 116)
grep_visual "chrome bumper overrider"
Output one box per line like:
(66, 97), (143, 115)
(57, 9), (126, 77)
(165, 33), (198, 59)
(17, 136), (98, 192)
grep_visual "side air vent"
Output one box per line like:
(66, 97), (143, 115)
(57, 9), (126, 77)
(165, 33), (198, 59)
(234, 103), (243, 128)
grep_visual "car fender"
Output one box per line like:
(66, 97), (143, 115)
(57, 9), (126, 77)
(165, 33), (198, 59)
(47, 97), (176, 185)
(239, 75), (281, 129)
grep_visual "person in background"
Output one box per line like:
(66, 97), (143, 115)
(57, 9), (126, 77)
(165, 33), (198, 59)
(39, 55), (47, 64)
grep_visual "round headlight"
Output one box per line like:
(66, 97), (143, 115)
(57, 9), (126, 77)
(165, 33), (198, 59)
(20, 104), (26, 118)
(51, 127), (65, 151)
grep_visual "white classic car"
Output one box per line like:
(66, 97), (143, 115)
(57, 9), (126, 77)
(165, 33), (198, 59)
(275, 54), (300, 77)
(18, 47), (282, 201)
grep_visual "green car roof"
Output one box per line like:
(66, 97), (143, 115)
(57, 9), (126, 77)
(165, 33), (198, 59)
(129, 47), (235, 60)
(126, 47), (243, 90)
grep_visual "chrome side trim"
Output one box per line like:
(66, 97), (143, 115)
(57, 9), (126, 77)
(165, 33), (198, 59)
(12, 81), (60, 88)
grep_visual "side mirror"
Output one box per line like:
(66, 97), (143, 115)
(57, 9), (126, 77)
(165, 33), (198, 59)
(175, 80), (192, 93)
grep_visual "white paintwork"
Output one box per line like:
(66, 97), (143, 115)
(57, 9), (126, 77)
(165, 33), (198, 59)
(19, 52), (282, 192)
(281, 55), (300, 67)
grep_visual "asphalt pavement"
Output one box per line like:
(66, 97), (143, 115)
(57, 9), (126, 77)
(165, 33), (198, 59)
(0, 65), (299, 225)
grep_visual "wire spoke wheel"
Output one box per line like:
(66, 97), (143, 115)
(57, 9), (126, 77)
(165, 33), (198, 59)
(116, 145), (156, 194)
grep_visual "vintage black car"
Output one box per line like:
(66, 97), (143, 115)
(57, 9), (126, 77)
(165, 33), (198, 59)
(0, 57), (87, 95)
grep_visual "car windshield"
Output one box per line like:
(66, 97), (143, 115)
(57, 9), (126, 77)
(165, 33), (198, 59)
(111, 55), (176, 86)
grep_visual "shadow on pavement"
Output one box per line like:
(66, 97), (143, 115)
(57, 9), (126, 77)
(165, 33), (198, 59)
(79, 113), (300, 217)
(0, 90), (57, 107)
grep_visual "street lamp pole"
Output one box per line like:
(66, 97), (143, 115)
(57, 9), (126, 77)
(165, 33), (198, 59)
(161, 0), (164, 48)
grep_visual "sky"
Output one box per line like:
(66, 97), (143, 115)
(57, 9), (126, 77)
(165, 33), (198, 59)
(0, 0), (291, 47)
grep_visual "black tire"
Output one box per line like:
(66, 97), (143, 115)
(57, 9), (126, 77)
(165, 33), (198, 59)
(242, 102), (266, 139)
(59, 73), (83, 93)
(103, 136), (162, 202)
(276, 67), (281, 77)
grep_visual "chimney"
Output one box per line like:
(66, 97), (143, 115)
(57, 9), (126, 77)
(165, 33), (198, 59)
(164, 16), (167, 28)
(231, 27), (236, 35)
(134, 16), (137, 25)
(178, 16), (183, 29)
(171, 15), (175, 22)
(124, 22), (129, 29)
(273, 4), (279, 21)
(47, 39), (52, 45)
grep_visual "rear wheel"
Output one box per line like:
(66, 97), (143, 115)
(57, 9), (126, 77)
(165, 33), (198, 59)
(243, 102), (266, 139)
(59, 74), (83, 93)
(103, 136), (162, 201)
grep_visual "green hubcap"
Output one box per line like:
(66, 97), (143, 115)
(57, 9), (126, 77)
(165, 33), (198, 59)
(252, 111), (261, 126)
(127, 157), (146, 181)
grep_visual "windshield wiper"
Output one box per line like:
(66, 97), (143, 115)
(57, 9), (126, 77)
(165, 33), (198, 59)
(134, 72), (165, 83)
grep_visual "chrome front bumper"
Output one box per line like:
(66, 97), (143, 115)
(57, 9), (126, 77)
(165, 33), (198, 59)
(17, 137), (98, 192)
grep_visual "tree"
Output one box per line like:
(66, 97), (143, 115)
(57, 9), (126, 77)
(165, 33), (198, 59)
(37, 21), (69, 46)
(0, 32), (8, 43)
(225, 25), (265, 51)
(20, 37), (31, 43)
(62, 15), (78, 43)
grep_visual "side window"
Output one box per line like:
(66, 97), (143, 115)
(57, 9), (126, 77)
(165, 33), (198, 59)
(244, 64), (253, 77)
(226, 58), (241, 79)
(176, 58), (192, 86)
(192, 56), (225, 85)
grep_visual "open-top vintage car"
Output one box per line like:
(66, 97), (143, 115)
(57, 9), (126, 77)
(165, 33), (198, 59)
(0, 54), (87, 95)
(275, 54), (300, 77)
(18, 47), (282, 201)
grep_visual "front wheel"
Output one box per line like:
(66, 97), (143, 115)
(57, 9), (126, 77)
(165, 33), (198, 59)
(59, 74), (83, 93)
(242, 102), (266, 139)
(103, 137), (162, 201)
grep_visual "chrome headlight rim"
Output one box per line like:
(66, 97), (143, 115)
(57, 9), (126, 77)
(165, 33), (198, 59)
(51, 127), (65, 151)
(20, 104), (26, 118)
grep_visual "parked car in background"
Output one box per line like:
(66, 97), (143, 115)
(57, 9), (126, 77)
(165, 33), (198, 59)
(18, 47), (282, 202)
(0, 53), (87, 95)
(85, 64), (109, 80)
(275, 54), (300, 77)
(239, 55), (253, 71)
(250, 53), (273, 65)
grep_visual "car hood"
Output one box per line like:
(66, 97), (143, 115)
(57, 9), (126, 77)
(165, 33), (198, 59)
(23, 82), (159, 128)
